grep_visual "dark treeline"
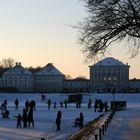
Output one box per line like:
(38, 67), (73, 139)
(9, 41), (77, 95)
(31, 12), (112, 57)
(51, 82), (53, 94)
(0, 57), (43, 76)
(27, 66), (42, 74)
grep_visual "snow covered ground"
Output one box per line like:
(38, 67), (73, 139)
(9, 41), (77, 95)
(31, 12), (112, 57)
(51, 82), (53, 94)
(102, 103), (140, 140)
(0, 93), (139, 140)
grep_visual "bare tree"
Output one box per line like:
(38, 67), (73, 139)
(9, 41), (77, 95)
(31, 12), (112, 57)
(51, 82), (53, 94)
(27, 66), (42, 74)
(1, 58), (15, 68)
(77, 0), (140, 61)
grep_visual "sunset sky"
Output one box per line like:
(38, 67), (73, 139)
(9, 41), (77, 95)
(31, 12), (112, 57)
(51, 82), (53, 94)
(0, 0), (140, 79)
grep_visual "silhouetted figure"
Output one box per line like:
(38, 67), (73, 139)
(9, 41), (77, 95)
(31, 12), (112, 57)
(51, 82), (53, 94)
(56, 110), (62, 131)
(17, 113), (22, 128)
(2, 109), (9, 119)
(79, 112), (84, 128)
(22, 108), (28, 128)
(3, 99), (7, 110)
(29, 100), (36, 111)
(64, 100), (68, 108)
(74, 117), (81, 127)
(76, 100), (81, 108)
(88, 98), (92, 108)
(60, 102), (63, 108)
(25, 100), (29, 111)
(41, 94), (46, 101)
(99, 100), (104, 112)
(41, 138), (46, 140)
(74, 112), (84, 128)
(4, 99), (7, 106)
(0, 103), (5, 112)
(28, 107), (34, 127)
(94, 99), (98, 112)
(47, 99), (51, 109)
(104, 101), (109, 112)
(53, 102), (57, 109)
(15, 98), (19, 110)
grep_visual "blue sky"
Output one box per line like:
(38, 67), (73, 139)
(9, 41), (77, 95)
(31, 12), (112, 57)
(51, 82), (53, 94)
(0, 0), (139, 79)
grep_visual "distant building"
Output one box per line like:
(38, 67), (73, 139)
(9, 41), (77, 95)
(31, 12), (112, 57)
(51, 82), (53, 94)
(129, 79), (140, 92)
(0, 57), (139, 93)
(2, 62), (34, 92)
(34, 63), (65, 93)
(89, 57), (130, 93)
(63, 78), (90, 93)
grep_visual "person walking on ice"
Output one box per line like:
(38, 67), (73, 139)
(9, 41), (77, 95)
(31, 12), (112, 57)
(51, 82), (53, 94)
(55, 110), (62, 131)
(17, 113), (22, 128)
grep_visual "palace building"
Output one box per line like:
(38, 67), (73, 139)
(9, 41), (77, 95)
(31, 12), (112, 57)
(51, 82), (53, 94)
(2, 62), (34, 92)
(89, 57), (130, 93)
(34, 63), (65, 93)
(0, 57), (138, 93)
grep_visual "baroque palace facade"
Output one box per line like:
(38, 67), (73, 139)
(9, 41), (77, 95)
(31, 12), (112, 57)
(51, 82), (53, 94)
(0, 57), (139, 93)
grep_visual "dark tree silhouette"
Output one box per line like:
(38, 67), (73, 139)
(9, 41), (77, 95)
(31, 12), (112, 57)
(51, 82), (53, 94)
(0, 58), (15, 77)
(77, 0), (140, 61)
(27, 66), (42, 74)
(1, 58), (15, 68)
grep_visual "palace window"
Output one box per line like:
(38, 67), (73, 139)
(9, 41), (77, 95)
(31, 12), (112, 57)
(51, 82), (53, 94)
(108, 77), (111, 81)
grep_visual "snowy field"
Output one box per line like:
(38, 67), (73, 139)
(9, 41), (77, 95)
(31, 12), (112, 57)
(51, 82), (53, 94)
(0, 93), (140, 140)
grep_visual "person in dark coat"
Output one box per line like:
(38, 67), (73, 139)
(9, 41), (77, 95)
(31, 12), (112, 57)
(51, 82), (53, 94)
(2, 109), (9, 119)
(60, 102), (63, 108)
(88, 98), (92, 108)
(47, 99), (51, 109)
(17, 113), (22, 128)
(25, 100), (29, 111)
(28, 107), (34, 127)
(79, 112), (84, 128)
(99, 100), (104, 112)
(22, 108), (28, 128)
(3, 99), (7, 110)
(41, 138), (46, 140)
(41, 94), (46, 101)
(53, 102), (57, 109)
(15, 99), (19, 110)
(104, 101), (109, 112)
(74, 117), (81, 127)
(4, 99), (7, 106)
(55, 110), (62, 131)
(64, 100), (68, 108)
(94, 99), (98, 112)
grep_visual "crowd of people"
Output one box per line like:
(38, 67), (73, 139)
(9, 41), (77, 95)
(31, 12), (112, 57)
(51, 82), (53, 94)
(17, 99), (36, 128)
(46, 99), (68, 109)
(0, 99), (9, 119)
(43, 97), (109, 130)
(94, 99), (109, 112)
(0, 99), (36, 128)
(0, 95), (109, 132)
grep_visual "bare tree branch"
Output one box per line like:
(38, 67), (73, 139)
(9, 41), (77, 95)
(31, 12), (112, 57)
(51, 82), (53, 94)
(76, 0), (140, 61)
(1, 58), (15, 68)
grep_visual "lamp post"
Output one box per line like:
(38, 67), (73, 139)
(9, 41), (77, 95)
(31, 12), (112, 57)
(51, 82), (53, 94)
(111, 88), (116, 110)
(112, 88), (115, 101)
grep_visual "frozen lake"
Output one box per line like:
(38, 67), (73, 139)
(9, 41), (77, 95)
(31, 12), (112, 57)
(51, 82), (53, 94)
(0, 93), (140, 140)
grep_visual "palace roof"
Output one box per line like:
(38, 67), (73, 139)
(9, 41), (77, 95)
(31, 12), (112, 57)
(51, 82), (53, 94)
(3, 62), (32, 75)
(35, 63), (64, 76)
(91, 57), (127, 67)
